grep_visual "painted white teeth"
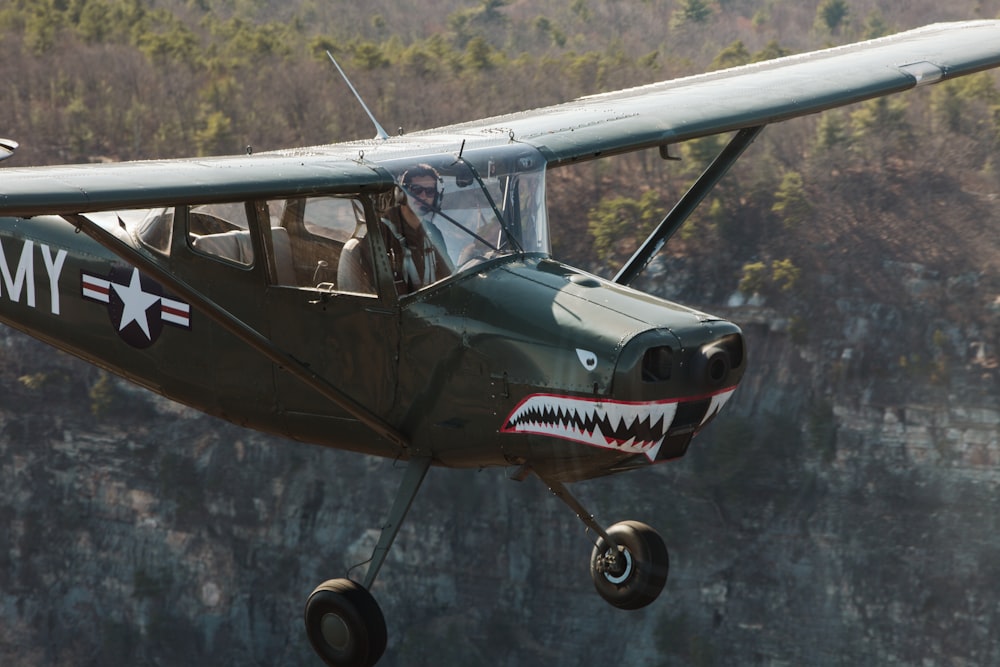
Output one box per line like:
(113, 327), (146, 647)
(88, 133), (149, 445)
(503, 394), (688, 461)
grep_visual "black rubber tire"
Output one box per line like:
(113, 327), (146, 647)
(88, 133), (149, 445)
(590, 520), (669, 610)
(304, 578), (388, 667)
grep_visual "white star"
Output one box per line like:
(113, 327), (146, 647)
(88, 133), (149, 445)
(112, 268), (160, 339)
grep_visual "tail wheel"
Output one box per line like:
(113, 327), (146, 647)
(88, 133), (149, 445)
(304, 578), (387, 667)
(590, 520), (669, 610)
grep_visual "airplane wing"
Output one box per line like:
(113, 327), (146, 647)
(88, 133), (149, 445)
(423, 20), (1000, 166)
(0, 152), (394, 218)
(0, 21), (999, 215)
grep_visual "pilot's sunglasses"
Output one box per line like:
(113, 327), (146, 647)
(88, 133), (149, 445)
(407, 184), (438, 197)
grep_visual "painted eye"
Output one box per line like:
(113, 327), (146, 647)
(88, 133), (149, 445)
(576, 349), (598, 370)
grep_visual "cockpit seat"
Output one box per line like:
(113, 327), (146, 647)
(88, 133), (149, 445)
(191, 228), (297, 286)
(269, 226), (297, 285)
(191, 229), (254, 265)
(337, 236), (374, 294)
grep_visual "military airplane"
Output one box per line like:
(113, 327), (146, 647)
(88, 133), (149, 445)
(1, 20), (999, 667)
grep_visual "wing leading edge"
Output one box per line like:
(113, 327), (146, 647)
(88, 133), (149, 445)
(420, 20), (1000, 166)
(1, 21), (999, 216)
(0, 153), (394, 218)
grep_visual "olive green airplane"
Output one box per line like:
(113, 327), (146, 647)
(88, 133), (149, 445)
(1, 20), (999, 667)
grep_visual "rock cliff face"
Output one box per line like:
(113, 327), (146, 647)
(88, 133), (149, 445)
(2, 248), (999, 667)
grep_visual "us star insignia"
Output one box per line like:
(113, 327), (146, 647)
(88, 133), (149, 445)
(81, 266), (191, 348)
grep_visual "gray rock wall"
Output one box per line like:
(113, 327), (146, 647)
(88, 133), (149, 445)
(1, 307), (999, 666)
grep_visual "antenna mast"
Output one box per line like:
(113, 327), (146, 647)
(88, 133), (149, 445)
(326, 51), (390, 141)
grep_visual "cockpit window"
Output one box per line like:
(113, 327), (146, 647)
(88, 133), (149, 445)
(188, 202), (255, 267)
(264, 195), (372, 293)
(376, 147), (548, 294)
(135, 207), (174, 255)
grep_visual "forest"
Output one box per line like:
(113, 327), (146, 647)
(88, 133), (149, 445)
(2, 1), (999, 302)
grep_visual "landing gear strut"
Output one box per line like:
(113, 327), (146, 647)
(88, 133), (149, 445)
(304, 457), (431, 667)
(542, 476), (669, 610)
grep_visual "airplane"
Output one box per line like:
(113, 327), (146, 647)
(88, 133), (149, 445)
(0, 20), (999, 667)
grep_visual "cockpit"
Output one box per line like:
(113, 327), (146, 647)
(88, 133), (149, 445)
(378, 148), (549, 271)
(129, 145), (549, 299)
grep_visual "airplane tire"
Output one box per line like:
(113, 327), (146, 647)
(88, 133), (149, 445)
(590, 520), (669, 610)
(304, 578), (387, 667)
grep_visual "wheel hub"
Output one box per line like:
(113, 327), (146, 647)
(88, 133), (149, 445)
(320, 612), (352, 652)
(599, 546), (633, 585)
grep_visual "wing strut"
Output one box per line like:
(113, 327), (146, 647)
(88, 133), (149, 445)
(614, 125), (764, 286)
(62, 213), (410, 451)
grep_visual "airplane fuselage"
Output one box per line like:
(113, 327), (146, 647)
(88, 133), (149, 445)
(0, 203), (744, 483)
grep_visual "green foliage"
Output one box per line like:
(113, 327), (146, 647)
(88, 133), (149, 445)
(739, 258), (800, 295)
(136, 20), (200, 65)
(533, 15), (566, 48)
(194, 109), (234, 156)
(931, 73), (1000, 134)
(447, 0), (509, 48)
(849, 96), (913, 157)
(463, 35), (498, 71)
(751, 40), (790, 63)
(570, 0), (590, 22)
(738, 261), (767, 294)
(816, 111), (848, 150)
(770, 258), (801, 292)
(680, 197), (723, 243)
(862, 10), (888, 39)
(711, 40), (750, 70)
(671, 0), (713, 30)
(587, 190), (664, 264)
(771, 171), (812, 228)
(351, 40), (390, 71)
(679, 134), (727, 177)
(751, 8), (769, 29)
(815, 0), (849, 34)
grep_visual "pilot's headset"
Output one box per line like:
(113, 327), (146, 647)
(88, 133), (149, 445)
(398, 164), (443, 211)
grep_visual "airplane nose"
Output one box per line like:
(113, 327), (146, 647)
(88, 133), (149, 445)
(599, 323), (745, 463)
(614, 324), (745, 402)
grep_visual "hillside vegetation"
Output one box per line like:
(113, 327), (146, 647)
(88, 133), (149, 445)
(2, 1), (998, 416)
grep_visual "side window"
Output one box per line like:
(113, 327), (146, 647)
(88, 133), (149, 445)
(135, 207), (174, 255)
(265, 196), (374, 295)
(188, 202), (254, 267)
(298, 197), (364, 243)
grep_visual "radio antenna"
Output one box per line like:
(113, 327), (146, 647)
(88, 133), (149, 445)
(326, 50), (390, 141)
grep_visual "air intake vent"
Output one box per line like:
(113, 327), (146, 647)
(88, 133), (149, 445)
(641, 346), (673, 382)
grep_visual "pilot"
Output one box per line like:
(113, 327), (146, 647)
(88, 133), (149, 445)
(338, 164), (454, 295)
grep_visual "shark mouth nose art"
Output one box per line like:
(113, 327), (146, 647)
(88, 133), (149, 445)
(501, 390), (736, 461)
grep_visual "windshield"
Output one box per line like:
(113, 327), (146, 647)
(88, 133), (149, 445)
(380, 146), (548, 279)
